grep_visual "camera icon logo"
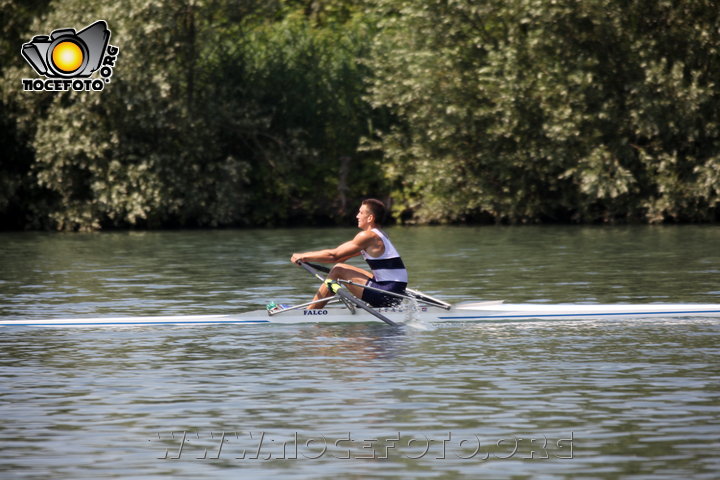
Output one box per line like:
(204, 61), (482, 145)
(21, 20), (120, 92)
(21, 20), (110, 78)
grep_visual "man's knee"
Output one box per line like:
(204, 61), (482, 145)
(329, 263), (352, 278)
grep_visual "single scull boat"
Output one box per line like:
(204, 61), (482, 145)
(2, 262), (719, 328)
(1, 301), (720, 327)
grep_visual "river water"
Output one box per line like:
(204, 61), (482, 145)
(1, 226), (719, 479)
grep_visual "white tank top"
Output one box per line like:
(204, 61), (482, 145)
(360, 228), (408, 283)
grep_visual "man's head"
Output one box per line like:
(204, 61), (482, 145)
(360, 198), (386, 226)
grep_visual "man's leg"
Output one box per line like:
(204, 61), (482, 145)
(308, 263), (372, 309)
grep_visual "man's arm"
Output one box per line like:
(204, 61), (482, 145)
(291, 231), (375, 264)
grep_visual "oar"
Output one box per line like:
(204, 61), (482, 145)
(305, 262), (451, 310)
(297, 261), (399, 327)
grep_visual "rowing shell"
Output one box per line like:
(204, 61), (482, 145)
(2, 301), (720, 327)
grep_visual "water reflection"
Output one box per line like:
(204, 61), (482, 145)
(1, 227), (720, 478)
(1, 318), (719, 478)
(297, 324), (409, 365)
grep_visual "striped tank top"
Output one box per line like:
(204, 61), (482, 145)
(360, 228), (408, 283)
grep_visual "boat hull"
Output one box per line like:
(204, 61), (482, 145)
(1, 302), (720, 327)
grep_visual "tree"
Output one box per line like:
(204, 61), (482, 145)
(1, 0), (385, 230)
(366, 0), (720, 223)
(0, 0), (52, 228)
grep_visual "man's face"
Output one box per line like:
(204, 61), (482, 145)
(356, 205), (373, 229)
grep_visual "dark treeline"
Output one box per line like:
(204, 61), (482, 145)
(1, 0), (719, 230)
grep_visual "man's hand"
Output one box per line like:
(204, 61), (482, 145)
(290, 253), (303, 264)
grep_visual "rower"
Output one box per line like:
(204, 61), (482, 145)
(290, 199), (408, 309)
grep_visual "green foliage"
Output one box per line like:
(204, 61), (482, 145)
(367, 0), (720, 223)
(1, 0), (383, 230)
(218, 9), (384, 224)
(0, 0), (52, 228)
(1, 0), (719, 229)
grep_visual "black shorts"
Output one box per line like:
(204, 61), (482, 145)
(361, 279), (407, 307)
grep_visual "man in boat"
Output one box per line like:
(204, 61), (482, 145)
(290, 198), (408, 309)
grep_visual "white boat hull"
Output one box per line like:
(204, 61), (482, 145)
(1, 301), (720, 327)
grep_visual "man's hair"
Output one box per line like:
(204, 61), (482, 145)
(362, 198), (386, 224)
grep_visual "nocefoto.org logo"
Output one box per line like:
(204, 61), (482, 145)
(21, 20), (120, 92)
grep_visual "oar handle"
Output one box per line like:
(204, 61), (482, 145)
(303, 262), (330, 274)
